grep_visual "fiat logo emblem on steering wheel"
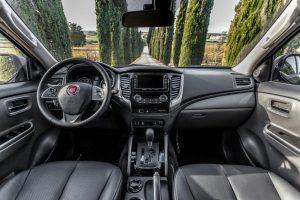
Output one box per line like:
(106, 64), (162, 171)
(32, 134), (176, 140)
(67, 84), (80, 96)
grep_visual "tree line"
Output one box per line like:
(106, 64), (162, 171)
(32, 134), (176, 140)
(7, 0), (72, 60)
(148, 0), (214, 67)
(148, 0), (288, 67)
(224, 0), (287, 66)
(95, 0), (144, 66)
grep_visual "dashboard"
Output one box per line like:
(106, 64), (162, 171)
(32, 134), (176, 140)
(46, 64), (255, 130)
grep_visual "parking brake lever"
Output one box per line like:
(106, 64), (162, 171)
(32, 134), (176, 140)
(153, 171), (161, 200)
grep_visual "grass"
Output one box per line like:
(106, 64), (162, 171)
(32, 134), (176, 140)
(202, 41), (226, 66)
(72, 44), (99, 61)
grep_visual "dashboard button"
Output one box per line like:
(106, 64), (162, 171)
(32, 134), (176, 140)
(133, 94), (142, 103)
(159, 94), (168, 103)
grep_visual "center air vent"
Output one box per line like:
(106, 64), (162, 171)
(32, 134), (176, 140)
(120, 74), (131, 100)
(170, 75), (182, 100)
(235, 77), (252, 87)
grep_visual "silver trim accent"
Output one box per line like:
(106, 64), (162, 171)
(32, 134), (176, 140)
(117, 74), (132, 110)
(170, 74), (184, 111)
(234, 77), (254, 89)
(0, 121), (34, 151)
(263, 124), (300, 155)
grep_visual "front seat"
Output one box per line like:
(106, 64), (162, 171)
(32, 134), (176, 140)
(0, 161), (122, 200)
(173, 164), (300, 200)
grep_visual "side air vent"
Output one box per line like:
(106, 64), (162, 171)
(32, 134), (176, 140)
(170, 75), (182, 100)
(235, 77), (252, 87)
(120, 74), (131, 99)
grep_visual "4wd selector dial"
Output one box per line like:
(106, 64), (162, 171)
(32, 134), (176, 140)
(133, 94), (142, 103)
(159, 94), (168, 103)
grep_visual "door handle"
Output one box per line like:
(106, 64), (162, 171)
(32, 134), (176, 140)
(5, 96), (32, 116)
(267, 100), (292, 117)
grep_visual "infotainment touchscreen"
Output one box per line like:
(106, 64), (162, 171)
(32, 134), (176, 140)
(137, 75), (164, 89)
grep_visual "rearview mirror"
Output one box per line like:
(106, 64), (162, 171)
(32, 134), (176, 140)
(122, 10), (174, 27)
(274, 54), (300, 85)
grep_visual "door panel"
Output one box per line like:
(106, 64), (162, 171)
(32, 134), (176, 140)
(0, 82), (50, 179)
(239, 81), (300, 190)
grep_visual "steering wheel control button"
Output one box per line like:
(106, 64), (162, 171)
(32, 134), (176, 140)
(41, 87), (60, 99)
(128, 179), (143, 193)
(92, 86), (104, 101)
(66, 84), (80, 96)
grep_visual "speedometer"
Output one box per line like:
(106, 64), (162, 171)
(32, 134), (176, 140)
(77, 77), (92, 84)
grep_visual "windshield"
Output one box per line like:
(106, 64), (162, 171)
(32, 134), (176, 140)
(6, 0), (291, 67)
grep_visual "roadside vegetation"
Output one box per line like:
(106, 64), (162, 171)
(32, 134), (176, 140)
(148, 0), (290, 67)
(7, 0), (71, 60)
(3, 0), (293, 68)
(95, 0), (144, 66)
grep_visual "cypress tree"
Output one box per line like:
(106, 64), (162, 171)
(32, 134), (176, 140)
(147, 27), (154, 54)
(96, 0), (111, 64)
(110, 3), (122, 65)
(162, 26), (174, 65)
(171, 0), (188, 66)
(8, 0), (72, 60)
(223, 0), (285, 66)
(123, 28), (132, 63)
(159, 28), (166, 61)
(179, 0), (214, 67)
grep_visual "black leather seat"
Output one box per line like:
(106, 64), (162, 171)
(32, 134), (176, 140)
(0, 161), (122, 200)
(173, 164), (300, 200)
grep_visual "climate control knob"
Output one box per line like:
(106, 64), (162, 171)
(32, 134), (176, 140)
(133, 94), (142, 103)
(159, 94), (168, 103)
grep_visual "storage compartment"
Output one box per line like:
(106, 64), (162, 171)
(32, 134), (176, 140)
(176, 108), (253, 128)
(125, 176), (169, 200)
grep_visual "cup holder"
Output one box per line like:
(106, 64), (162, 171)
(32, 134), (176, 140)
(128, 179), (143, 193)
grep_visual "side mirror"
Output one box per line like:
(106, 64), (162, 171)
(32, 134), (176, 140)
(273, 54), (300, 85)
(122, 10), (174, 27)
(0, 53), (26, 83)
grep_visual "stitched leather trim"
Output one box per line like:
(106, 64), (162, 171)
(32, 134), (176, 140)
(219, 165), (238, 200)
(15, 169), (32, 200)
(267, 172), (282, 200)
(97, 167), (113, 200)
(57, 161), (78, 200)
(179, 168), (196, 200)
(112, 168), (123, 200)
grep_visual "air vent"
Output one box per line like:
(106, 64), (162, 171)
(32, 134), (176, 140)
(235, 77), (252, 87)
(170, 75), (182, 100)
(120, 74), (131, 100)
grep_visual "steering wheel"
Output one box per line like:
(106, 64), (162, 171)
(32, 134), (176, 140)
(37, 58), (112, 128)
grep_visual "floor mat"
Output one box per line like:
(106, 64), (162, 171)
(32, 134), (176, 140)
(52, 129), (128, 166)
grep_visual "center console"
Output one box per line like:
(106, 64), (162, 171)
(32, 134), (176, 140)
(125, 128), (169, 200)
(119, 72), (183, 200)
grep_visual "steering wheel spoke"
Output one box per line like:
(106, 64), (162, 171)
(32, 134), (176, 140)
(92, 85), (106, 102)
(62, 112), (83, 123)
(41, 86), (62, 100)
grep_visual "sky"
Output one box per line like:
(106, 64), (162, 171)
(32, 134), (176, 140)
(61, 0), (239, 33)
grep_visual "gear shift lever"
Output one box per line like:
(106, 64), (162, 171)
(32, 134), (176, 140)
(145, 128), (154, 147)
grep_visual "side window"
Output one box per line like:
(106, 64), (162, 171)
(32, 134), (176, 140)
(0, 33), (27, 84)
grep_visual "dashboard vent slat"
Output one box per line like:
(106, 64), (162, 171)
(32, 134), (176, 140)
(120, 74), (131, 100)
(235, 77), (252, 87)
(170, 75), (182, 100)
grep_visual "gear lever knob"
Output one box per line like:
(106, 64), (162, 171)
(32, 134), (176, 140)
(145, 128), (154, 147)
